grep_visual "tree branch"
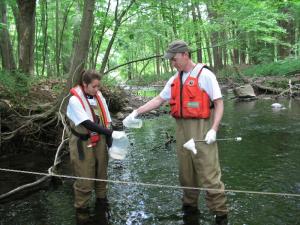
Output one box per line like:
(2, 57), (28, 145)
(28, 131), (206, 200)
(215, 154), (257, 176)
(104, 54), (162, 75)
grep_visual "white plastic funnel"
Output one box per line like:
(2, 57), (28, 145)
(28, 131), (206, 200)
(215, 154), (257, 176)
(183, 138), (197, 155)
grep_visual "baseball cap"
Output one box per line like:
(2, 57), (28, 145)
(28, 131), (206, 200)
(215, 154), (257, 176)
(163, 40), (190, 59)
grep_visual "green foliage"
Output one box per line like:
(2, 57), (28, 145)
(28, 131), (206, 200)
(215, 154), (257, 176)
(1, 0), (299, 83)
(0, 70), (31, 99)
(126, 71), (173, 86)
(0, 22), (7, 29)
(248, 46), (275, 64)
(242, 59), (300, 77)
(219, 59), (300, 78)
(135, 89), (159, 98)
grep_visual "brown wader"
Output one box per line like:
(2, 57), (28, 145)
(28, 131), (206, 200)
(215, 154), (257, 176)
(175, 115), (228, 216)
(69, 121), (108, 209)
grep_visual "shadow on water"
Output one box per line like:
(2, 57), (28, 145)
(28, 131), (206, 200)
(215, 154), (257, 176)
(1, 95), (300, 224)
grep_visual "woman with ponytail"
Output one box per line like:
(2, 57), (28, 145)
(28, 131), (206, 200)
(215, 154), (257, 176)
(67, 69), (114, 223)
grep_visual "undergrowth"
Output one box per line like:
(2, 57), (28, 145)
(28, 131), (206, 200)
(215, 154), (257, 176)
(0, 70), (31, 99)
(219, 58), (300, 78)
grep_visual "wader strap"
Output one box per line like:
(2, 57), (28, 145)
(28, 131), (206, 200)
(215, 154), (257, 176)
(70, 128), (89, 160)
(196, 65), (215, 110)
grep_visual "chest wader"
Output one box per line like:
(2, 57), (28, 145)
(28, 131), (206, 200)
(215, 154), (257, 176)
(69, 121), (109, 209)
(70, 127), (89, 160)
(175, 114), (228, 215)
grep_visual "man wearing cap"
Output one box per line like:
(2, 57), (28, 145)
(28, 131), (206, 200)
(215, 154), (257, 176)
(123, 40), (228, 225)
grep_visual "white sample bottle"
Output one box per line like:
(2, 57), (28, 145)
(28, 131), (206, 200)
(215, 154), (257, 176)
(123, 118), (143, 128)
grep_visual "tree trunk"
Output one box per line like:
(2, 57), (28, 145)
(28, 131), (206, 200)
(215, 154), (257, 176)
(99, 20), (120, 75)
(240, 33), (247, 64)
(191, 2), (202, 63)
(17, 0), (36, 75)
(99, 0), (135, 74)
(169, 4), (178, 38)
(66, 0), (95, 89)
(155, 37), (161, 76)
(55, 0), (60, 76)
(127, 56), (132, 80)
(196, 4), (212, 66)
(0, 0), (16, 71)
(222, 32), (228, 67)
(35, 11), (39, 75)
(231, 29), (239, 65)
(40, 0), (48, 76)
(206, 2), (222, 70)
(159, 0), (170, 73)
(278, 6), (295, 59)
(10, 2), (20, 63)
(92, 0), (110, 69)
(58, 1), (74, 74)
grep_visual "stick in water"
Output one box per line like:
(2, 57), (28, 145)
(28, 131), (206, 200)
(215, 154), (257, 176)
(194, 137), (242, 142)
(183, 137), (242, 155)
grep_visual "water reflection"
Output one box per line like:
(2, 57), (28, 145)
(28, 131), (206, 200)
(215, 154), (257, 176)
(233, 99), (257, 111)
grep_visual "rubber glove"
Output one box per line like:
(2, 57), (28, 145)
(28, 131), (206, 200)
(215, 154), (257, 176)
(205, 129), (216, 144)
(122, 110), (138, 125)
(128, 110), (138, 120)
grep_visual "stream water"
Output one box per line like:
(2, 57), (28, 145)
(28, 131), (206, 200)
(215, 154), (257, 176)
(0, 92), (300, 225)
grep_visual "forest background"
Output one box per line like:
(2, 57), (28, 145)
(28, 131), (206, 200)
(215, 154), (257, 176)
(1, 0), (300, 89)
(0, 0), (300, 154)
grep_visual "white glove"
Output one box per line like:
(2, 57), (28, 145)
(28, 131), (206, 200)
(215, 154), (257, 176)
(123, 110), (141, 128)
(128, 110), (138, 120)
(112, 131), (126, 139)
(205, 129), (216, 144)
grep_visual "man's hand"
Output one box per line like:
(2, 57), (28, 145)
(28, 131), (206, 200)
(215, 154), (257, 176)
(123, 110), (142, 128)
(205, 129), (216, 144)
(124, 110), (138, 121)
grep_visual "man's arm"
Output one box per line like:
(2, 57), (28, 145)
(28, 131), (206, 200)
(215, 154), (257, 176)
(211, 98), (224, 131)
(136, 95), (166, 115)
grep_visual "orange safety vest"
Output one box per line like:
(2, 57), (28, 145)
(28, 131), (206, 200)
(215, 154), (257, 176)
(70, 85), (111, 147)
(70, 85), (110, 128)
(169, 64), (211, 119)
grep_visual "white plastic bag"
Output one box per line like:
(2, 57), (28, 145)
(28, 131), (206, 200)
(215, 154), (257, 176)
(109, 131), (129, 160)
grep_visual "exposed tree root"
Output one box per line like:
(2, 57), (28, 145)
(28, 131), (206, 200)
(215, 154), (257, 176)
(229, 66), (300, 97)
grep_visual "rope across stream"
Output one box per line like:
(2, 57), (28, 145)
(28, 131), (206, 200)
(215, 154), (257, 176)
(1, 168), (299, 198)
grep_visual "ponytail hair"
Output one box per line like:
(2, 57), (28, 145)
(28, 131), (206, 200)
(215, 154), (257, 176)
(79, 69), (101, 86)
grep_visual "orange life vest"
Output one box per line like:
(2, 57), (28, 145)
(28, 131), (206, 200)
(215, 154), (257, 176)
(70, 85), (110, 127)
(169, 64), (211, 119)
(70, 85), (111, 147)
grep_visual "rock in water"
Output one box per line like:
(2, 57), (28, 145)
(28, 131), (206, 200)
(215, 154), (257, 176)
(233, 84), (256, 99)
(271, 103), (283, 108)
